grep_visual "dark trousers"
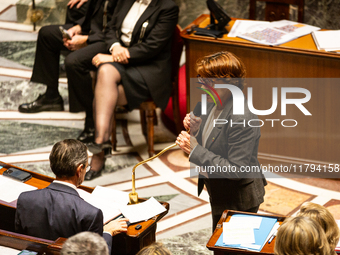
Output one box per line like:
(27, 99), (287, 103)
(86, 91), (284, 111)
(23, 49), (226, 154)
(31, 24), (107, 125)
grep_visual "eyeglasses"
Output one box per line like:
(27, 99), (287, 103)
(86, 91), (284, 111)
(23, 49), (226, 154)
(86, 166), (91, 172)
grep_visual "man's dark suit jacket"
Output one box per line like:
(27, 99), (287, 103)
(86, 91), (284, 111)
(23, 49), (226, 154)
(15, 183), (112, 252)
(79, 0), (117, 44)
(104, 0), (179, 111)
(190, 100), (267, 216)
(30, 0), (117, 115)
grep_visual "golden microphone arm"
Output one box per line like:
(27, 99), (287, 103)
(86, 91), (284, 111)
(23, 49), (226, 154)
(129, 143), (178, 204)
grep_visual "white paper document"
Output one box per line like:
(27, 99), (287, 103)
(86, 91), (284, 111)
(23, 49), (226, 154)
(264, 222), (280, 244)
(228, 216), (262, 229)
(0, 175), (37, 203)
(120, 197), (166, 224)
(229, 20), (320, 46)
(312, 30), (340, 51)
(91, 185), (130, 205)
(77, 186), (129, 224)
(223, 222), (255, 244)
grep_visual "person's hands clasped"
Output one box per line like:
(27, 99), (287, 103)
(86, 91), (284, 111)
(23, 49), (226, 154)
(176, 131), (198, 155)
(104, 218), (129, 236)
(66, 24), (82, 38)
(92, 54), (114, 68)
(63, 35), (88, 51)
(67, 0), (88, 9)
(183, 112), (202, 136)
(111, 44), (130, 64)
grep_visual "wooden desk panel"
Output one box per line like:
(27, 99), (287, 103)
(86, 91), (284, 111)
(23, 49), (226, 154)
(0, 229), (65, 255)
(181, 15), (340, 170)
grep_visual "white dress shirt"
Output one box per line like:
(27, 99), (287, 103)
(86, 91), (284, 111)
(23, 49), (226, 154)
(110, 0), (151, 51)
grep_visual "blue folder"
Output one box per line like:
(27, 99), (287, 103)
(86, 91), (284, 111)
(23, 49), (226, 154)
(215, 214), (277, 252)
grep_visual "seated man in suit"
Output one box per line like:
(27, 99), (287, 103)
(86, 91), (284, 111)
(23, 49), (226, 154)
(18, 0), (117, 144)
(15, 139), (128, 254)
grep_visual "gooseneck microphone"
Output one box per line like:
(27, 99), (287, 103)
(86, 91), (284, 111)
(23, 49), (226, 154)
(129, 102), (203, 204)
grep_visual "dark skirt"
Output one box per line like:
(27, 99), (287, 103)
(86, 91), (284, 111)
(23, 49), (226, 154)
(107, 62), (151, 111)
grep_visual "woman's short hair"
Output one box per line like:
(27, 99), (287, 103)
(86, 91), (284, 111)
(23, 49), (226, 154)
(61, 232), (109, 255)
(136, 242), (172, 255)
(196, 51), (246, 79)
(49, 139), (88, 178)
(298, 202), (340, 251)
(274, 216), (332, 255)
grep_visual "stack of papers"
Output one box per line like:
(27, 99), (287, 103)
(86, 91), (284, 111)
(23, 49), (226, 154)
(229, 20), (320, 46)
(78, 186), (166, 224)
(215, 214), (279, 252)
(312, 30), (340, 52)
(0, 175), (37, 203)
(77, 186), (129, 224)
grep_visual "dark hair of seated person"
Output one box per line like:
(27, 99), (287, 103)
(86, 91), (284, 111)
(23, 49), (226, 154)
(49, 139), (88, 178)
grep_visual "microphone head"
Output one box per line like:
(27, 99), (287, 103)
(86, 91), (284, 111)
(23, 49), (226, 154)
(193, 102), (202, 117)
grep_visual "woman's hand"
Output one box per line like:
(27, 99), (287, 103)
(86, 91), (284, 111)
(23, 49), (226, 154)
(92, 54), (114, 67)
(183, 112), (202, 135)
(111, 44), (130, 64)
(67, 0), (88, 9)
(176, 131), (198, 155)
(103, 218), (129, 236)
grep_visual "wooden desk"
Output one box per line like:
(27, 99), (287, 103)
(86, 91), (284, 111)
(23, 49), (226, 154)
(0, 229), (65, 255)
(181, 15), (340, 173)
(0, 161), (169, 255)
(207, 210), (287, 255)
(182, 15), (340, 82)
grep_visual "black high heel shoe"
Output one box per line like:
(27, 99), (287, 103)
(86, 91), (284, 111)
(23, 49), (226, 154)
(87, 141), (112, 158)
(85, 166), (104, 180)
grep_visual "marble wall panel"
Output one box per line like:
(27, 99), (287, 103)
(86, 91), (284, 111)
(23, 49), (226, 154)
(13, 0), (340, 30)
(16, 0), (68, 26)
(175, 0), (340, 30)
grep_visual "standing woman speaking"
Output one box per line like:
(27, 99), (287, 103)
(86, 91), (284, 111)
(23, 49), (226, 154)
(176, 51), (267, 230)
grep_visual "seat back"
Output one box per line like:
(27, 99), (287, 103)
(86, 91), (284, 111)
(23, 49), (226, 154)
(170, 25), (184, 134)
(249, 0), (304, 22)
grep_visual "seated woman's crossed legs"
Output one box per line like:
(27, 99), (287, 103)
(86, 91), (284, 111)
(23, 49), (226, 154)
(86, 63), (127, 180)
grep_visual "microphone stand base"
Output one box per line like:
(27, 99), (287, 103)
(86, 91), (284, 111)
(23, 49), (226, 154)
(129, 192), (139, 204)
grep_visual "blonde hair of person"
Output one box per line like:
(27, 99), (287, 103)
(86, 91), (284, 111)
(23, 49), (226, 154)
(274, 216), (332, 255)
(136, 242), (172, 255)
(298, 202), (340, 252)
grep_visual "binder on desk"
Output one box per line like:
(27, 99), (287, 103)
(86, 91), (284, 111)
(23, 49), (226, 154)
(312, 30), (340, 51)
(215, 214), (277, 252)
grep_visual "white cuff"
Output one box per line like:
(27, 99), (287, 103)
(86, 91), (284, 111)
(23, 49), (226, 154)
(109, 42), (121, 53)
